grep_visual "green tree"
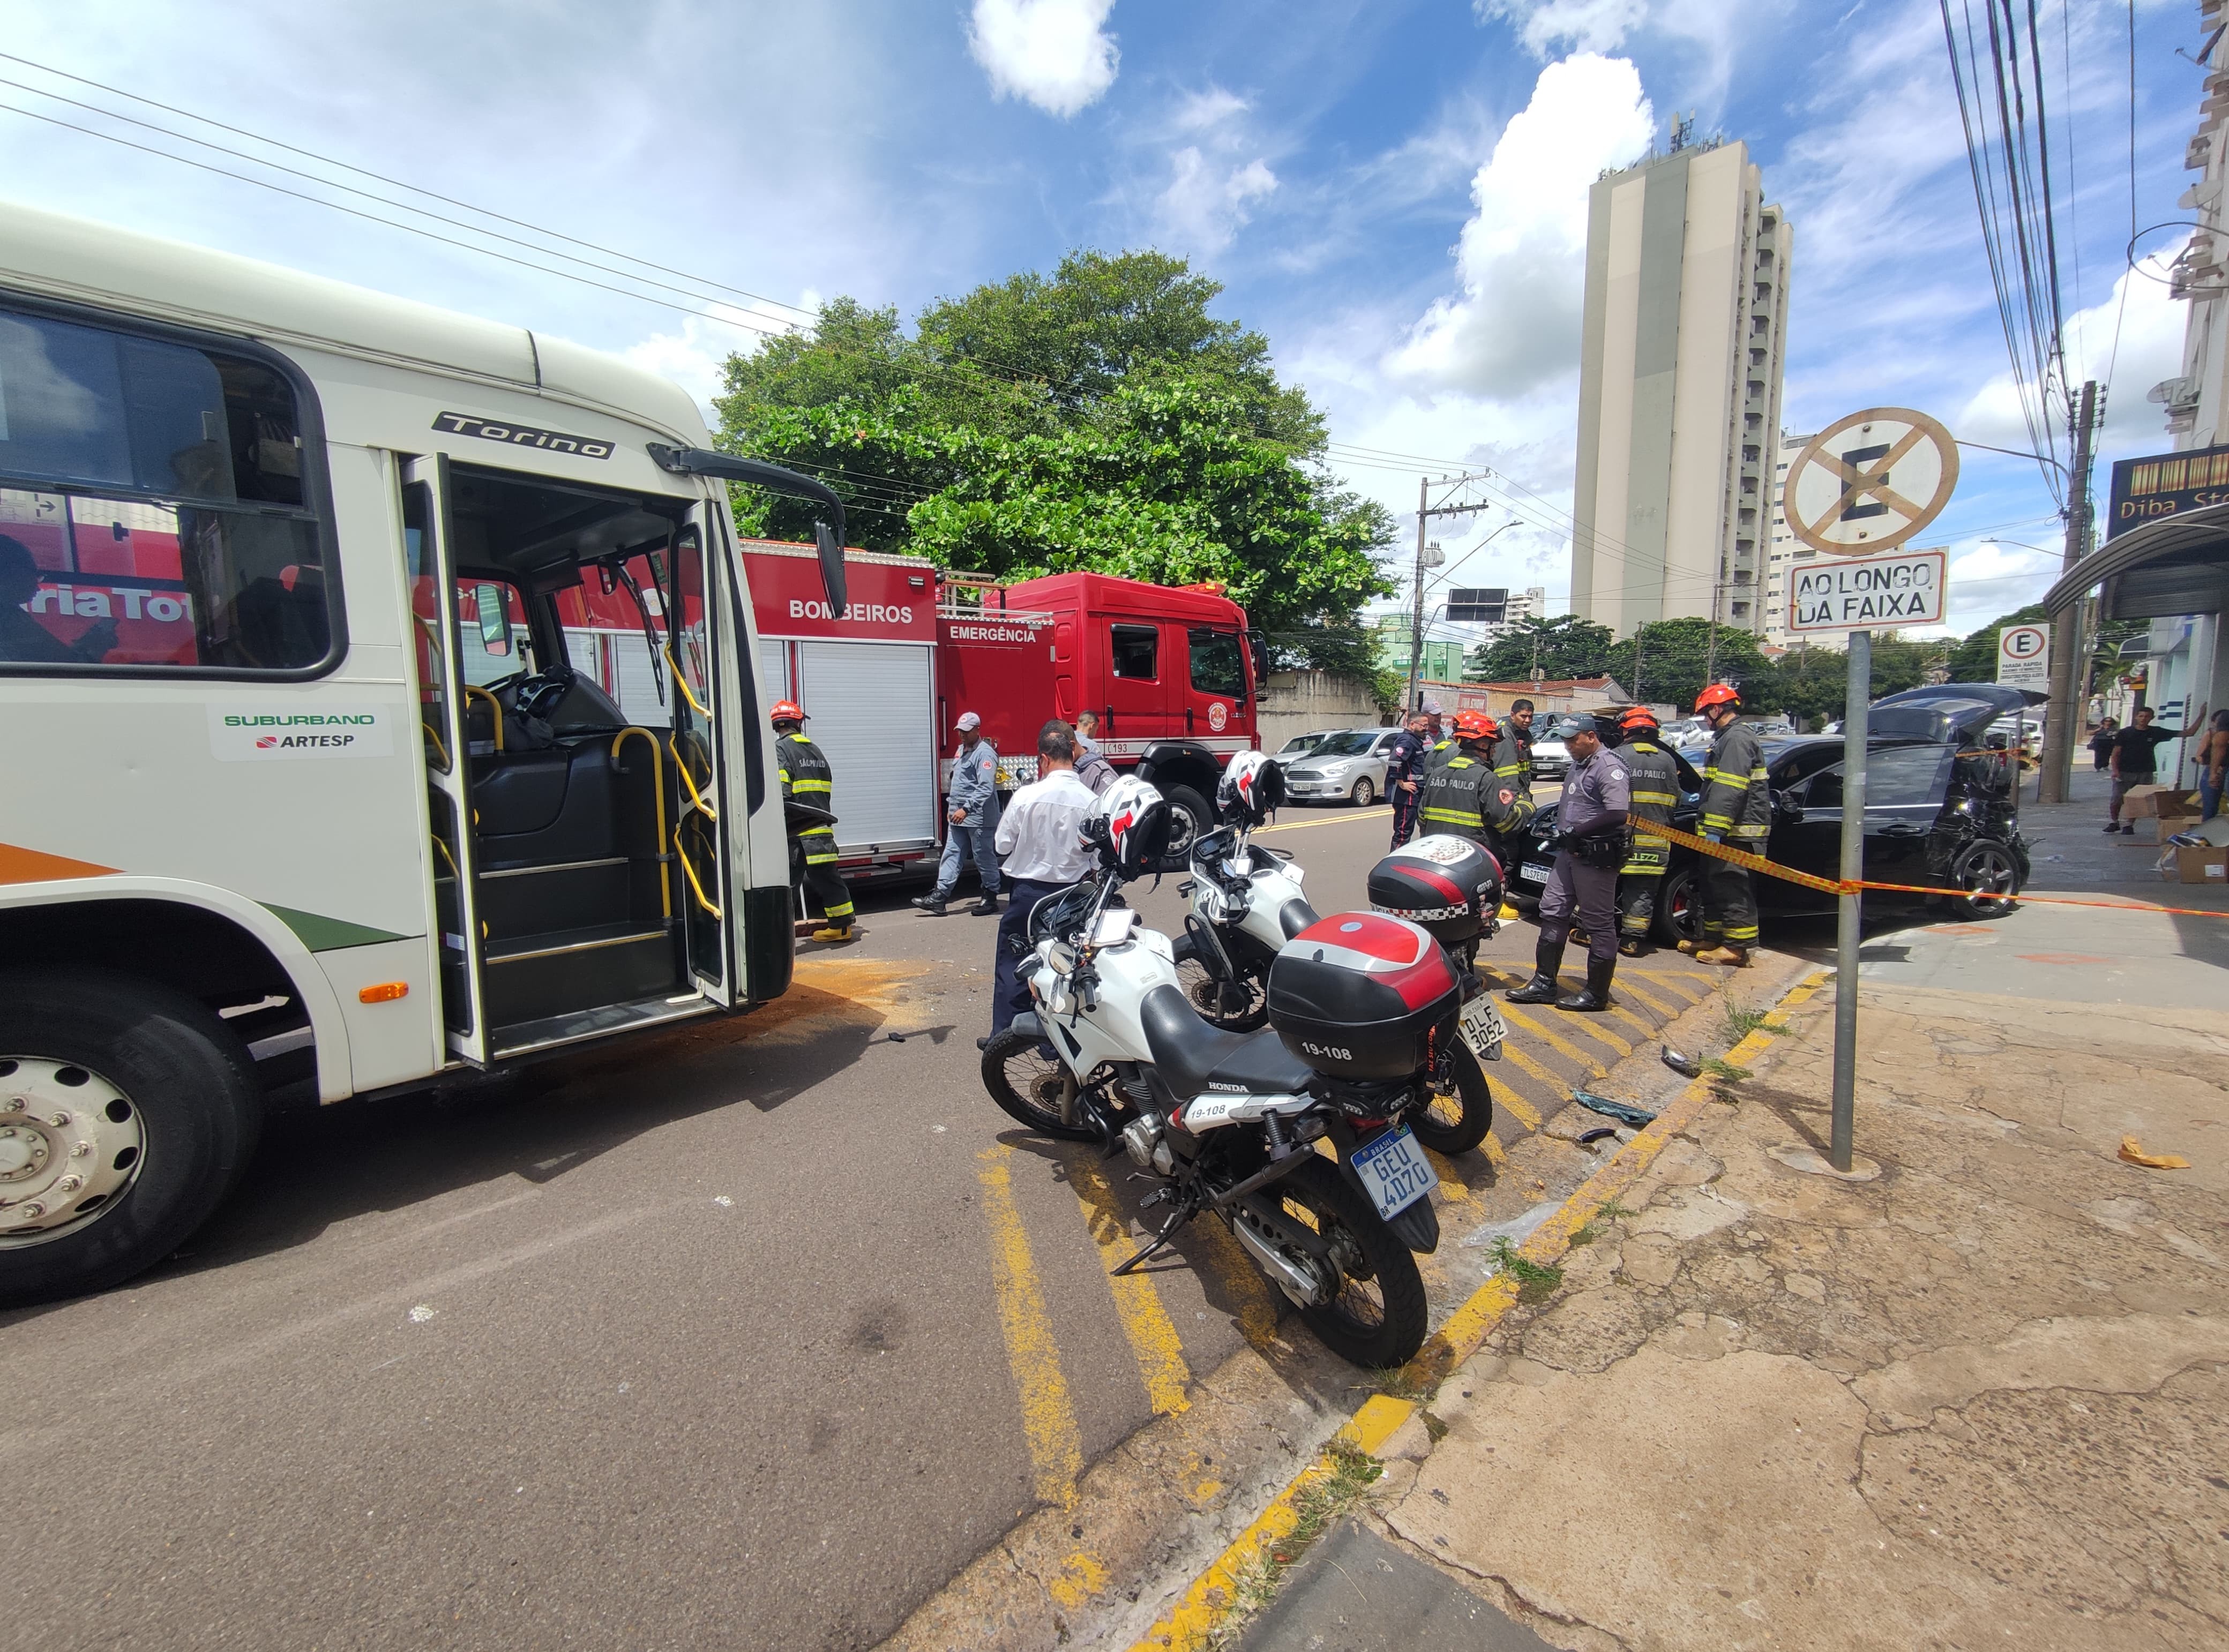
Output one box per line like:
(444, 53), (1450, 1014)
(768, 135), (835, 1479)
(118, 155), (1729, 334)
(1605, 617), (1781, 714)
(710, 251), (1392, 667)
(1463, 615), (1617, 684)
(1943, 602), (2144, 688)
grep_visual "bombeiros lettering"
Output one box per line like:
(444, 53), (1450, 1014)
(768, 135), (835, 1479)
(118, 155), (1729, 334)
(788, 598), (915, 625)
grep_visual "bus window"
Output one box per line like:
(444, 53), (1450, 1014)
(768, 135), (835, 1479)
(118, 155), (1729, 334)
(0, 306), (335, 674)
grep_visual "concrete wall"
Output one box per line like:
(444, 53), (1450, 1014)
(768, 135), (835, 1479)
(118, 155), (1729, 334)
(1256, 669), (1386, 750)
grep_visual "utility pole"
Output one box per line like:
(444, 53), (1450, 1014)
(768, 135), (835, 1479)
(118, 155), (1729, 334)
(1630, 626), (1646, 704)
(1405, 476), (1430, 715)
(2039, 379), (2098, 805)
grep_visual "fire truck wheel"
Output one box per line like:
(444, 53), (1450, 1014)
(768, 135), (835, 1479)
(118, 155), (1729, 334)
(0, 971), (263, 1307)
(1159, 784), (1212, 862)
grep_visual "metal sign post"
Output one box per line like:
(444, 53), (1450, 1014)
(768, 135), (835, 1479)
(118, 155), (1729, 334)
(1783, 407), (1960, 1177)
(1832, 631), (1870, 1173)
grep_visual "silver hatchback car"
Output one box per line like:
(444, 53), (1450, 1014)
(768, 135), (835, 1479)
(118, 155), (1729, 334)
(1279, 727), (1403, 806)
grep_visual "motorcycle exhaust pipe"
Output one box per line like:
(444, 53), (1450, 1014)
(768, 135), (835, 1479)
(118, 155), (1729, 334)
(1229, 1202), (1330, 1307)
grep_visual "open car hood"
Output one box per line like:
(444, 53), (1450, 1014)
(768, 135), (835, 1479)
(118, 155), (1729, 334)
(1867, 684), (2043, 747)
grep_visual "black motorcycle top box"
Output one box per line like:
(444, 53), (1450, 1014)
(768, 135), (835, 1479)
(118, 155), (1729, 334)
(1267, 912), (1461, 1080)
(1366, 835), (1502, 949)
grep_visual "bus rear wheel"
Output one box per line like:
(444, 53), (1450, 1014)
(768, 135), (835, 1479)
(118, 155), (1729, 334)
(0, 972), (263, 1307)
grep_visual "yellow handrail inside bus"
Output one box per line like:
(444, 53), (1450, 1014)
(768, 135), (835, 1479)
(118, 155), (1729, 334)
(665, 645), (714, 722)
(674, 823), (722, 919)
(668, 733), (719, 822)
(421, 719), (451, 771)
(610, 727), (671, 921)
(429, 833), (459, 880)
(463, 686), (503, 750)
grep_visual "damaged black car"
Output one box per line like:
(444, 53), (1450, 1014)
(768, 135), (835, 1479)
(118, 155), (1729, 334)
(1505, 685), (2037, 944)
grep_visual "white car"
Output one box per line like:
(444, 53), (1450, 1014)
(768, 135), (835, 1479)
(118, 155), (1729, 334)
(1268, 731), (1339, 769)
(1280, 727), (1403, 806)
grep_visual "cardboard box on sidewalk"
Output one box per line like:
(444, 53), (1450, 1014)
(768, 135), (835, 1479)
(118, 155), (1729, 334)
(2172, 844), (2229, 883)
(2119, 783), (2202, 821)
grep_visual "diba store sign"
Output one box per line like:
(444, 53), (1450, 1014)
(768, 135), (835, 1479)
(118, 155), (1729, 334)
(207, 707), (397, 762)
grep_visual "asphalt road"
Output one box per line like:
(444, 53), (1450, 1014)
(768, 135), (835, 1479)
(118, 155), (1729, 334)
(3, 798), (1778, 1652)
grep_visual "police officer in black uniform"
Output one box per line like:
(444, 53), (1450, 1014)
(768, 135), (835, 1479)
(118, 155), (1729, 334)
(772, 699), (856, 943)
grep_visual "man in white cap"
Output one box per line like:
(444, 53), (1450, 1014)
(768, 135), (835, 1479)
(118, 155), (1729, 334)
(912, 711), (1003, 915)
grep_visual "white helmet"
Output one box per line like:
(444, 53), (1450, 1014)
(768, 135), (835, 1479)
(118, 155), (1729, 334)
(1216, 750), (1285, 825)
(1084, 775), (1172, 879)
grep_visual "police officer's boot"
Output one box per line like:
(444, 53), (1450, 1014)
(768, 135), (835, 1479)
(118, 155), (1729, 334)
(1555, 957), (1615, 1012)
(1504, 938), (1565, 1004)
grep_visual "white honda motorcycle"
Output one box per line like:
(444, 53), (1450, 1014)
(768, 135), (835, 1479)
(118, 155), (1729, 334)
(978, 778), (1499, 1369)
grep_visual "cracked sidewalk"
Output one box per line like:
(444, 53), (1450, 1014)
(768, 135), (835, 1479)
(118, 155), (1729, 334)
(1253, 975), (2229, 1651)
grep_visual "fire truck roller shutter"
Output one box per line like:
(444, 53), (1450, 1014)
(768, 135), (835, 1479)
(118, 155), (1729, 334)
(609, 630), (672, 729)
(795, 641), (938, 853)
(759, 639), (791, 704)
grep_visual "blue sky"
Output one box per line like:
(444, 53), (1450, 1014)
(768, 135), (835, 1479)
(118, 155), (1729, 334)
(0, 0), (2204, 640)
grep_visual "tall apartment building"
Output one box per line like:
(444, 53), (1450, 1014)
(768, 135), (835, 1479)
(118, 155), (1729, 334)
(1762, 430), (1819, 647)
(1570, 127), (1793, 638)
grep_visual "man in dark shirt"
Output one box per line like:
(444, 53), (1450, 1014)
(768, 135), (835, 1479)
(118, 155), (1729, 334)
(2107, 703), (2208, 833)
(1383, 711), (1430, 847)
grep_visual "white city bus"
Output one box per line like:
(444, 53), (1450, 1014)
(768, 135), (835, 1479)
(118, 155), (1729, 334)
(0, 201), (848, 1304)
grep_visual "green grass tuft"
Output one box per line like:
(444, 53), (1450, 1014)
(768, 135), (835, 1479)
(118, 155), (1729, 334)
(1723, 1004), (1789, 1045)
(1489, 1235), (1565, 1303)
(1702, 1057), (1753, 1082)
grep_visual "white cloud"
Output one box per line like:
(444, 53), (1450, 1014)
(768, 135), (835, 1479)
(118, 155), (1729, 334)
(621, 303), (811, 423)
(1954, 268), (2187, 454)
(1386, 53), (1654, 397)
(1477, 0), (1648, 55)
(969, 0), (1120, 119)
(1155, 149), (1278, 254)
(1171, 86), (1249, 133)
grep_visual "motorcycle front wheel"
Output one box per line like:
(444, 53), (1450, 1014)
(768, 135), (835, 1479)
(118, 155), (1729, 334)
(980, 1028), (1100, 1140)
(1408, 1042), (1494, 1155)
(1171, 942), (1269, 1031)
(1271, 1156), (1427, 1369)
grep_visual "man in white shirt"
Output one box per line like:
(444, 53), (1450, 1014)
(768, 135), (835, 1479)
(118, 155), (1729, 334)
(983, 720), (1097, 1047)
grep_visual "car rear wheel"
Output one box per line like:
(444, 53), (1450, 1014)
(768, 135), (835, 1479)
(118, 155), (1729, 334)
(1654, 865), (1705, 947)
(1349, 776), (1375, 807)
(1947, 839), (2022, 919)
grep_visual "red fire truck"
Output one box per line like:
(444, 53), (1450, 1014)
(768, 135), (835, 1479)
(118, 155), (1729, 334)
(556, 542), (1261, 884)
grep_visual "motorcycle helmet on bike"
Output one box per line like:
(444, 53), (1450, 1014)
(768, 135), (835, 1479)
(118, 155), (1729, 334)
(1084, 776), (1173, 880)
(1216, 750), (1285, 826)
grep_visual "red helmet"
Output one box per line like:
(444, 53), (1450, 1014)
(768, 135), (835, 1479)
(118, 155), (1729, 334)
(1694, 684), (1740, 713)
(1452, 710), (1499, 741)
(1620, 704), (1660, 731)
(770, 700), (806, 724)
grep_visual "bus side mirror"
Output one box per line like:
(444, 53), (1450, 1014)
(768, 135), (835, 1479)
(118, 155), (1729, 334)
(474, 582), (513, 656)
(815, 520), (848, 620)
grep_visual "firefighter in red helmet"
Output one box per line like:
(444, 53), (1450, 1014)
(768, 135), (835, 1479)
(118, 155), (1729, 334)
(1611, 704), (1679, 956)
(1690, 683), (1765, 966)
(772, 700), (855, 943)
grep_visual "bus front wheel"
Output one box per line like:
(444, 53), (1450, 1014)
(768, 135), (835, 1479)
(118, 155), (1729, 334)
(0, 972), (263, 1306)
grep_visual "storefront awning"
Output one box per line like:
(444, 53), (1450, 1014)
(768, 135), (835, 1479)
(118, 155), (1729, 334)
(2044, 499), (2229, 620)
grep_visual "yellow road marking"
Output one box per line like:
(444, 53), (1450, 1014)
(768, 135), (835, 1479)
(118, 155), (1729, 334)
(1559, 1013), (1632, 1059)
(1128, 971), (1833, 1652)
(977, 1144), (1085, 1509)
(1424, 1146), (1472, 1202)
(1066, 1154), (1193, 1416)
(1048, 1549), (1109, 1611)
(1612, 975), (1678, 1018)
(1192, 1213), (1282, 1349)
(1498, 1002), (1607, 1074)
(1483, 1128), (1507, 1166)
(1486, 1073), (1541, 1131)
(1626, 967), (1709, 996)
(1130, 1396), (1416, 1651)
(1491, 1040), (1567, 1113)
(1254, 808), (1391, 835)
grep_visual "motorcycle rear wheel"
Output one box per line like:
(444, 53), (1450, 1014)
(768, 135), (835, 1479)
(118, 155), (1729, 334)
(1408, 1042), (1494, 1155)
(980, 1028), (1100, 1141)
(1271, 1156), (1426, 1369)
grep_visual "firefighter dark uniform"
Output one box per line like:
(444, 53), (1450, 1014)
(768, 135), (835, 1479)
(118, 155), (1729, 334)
(1613, 714), (1680, 955)
(1491, 725), (1532, 790)
(1694, 686), (1769, 963)
(1417, 714), (1530, 851)
(773, 705), (855, 942)
(1383, 725), (1427, 847)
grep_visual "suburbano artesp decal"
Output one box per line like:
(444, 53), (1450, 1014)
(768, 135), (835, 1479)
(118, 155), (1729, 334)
(207, 707), (396, 762)
(432, 412), (614, 459)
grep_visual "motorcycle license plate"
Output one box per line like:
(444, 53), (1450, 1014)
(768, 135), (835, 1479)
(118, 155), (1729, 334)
(1351, 1124), (1434, 1221)
(1520, 860), (1554, 885)
(1458, 995), (1506, 1060)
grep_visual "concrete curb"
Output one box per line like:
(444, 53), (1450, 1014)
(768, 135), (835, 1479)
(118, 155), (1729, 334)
(1124, 967), (1835, 1652)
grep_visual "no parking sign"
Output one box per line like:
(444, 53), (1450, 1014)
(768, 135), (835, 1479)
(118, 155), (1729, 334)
(1996, 623), (2050, 692)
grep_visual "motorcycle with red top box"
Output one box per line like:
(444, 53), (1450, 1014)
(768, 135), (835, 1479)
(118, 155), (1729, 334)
(981, 778), (1482, 1369)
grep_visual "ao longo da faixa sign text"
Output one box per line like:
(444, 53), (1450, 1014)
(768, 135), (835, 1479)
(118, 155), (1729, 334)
(1787, 546), (1947, 633)
(2106, 441), (2229, 538)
